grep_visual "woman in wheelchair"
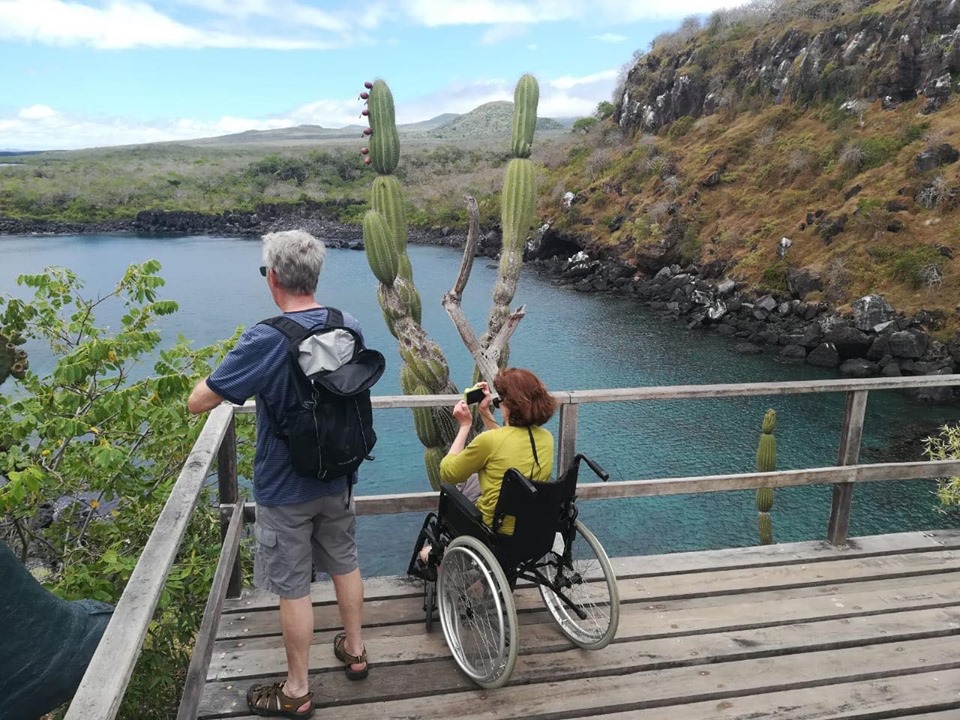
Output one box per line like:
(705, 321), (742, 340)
(408, 369), (620, 689)
(413, 367), (556, 573)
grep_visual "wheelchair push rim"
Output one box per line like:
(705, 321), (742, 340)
(538, 519), (620, 650)
(437, 535), (519, 689)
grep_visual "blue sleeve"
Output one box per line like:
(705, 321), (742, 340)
(207, 325), (285, 405)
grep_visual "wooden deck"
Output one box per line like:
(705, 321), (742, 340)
(196, 529), (960, 720)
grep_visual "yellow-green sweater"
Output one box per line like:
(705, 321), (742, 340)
(439, 425), (554, 534)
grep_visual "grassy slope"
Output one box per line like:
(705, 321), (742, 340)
(544, 95), (960, 337)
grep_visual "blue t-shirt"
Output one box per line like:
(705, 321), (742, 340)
(207, 307), (364, 506)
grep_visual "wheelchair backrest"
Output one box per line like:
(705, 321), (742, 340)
(492, 461), (579, 568)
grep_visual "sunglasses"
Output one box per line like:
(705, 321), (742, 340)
(492, 396), (503, 409)
(259, 266), (268, 277)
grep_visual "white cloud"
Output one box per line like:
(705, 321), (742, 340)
(399, 0), (754, 25)
(18, 104), (59, 120)
(592, 32), (626, 43)
(0, 0), (340, 49)
(480, 24), (527, 45)
(1, 68), (620, 150)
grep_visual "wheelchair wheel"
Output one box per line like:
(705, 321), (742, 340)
(437, 535), (519, 688)
(538, 520), (619, 650)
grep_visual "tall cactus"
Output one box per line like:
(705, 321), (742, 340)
(756, 409), (777, 545)
(358, 75), (540, 487)
(360, 79), (458, 489)
(482, 74), (539, 362)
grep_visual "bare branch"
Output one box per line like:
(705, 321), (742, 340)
(449, 195), (481, 298)
(486, 305), (526, 359)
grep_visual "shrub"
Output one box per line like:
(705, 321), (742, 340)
(925, 423), (960, 509)
(891, 246), (945, 288)
(665, 116), (696, 140)
(760, 260), (790, 293)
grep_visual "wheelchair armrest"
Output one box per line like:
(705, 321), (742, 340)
(575, 453), (610, 481)
(439, 483), (484, 522)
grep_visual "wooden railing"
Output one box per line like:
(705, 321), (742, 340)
(64, 374), (960, 719)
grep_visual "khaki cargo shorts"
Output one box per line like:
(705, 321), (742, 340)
(254, 489), (358, 599)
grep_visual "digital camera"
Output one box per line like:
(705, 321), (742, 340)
(463, 383), (485, 405)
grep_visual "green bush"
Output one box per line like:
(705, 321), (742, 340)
(0, 263), (252, 719)
(760, 260), (790, 293)
(925, 423), (960, 508)
(665, 116), (696, 140)
(891, 245), (944, 288)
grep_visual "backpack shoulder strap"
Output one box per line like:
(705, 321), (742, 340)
(324, 307), (344, 328)
(259, 315), (314, 344)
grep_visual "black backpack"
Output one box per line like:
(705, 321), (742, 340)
(258, 308), (385, 481)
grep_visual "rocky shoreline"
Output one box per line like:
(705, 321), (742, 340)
(3, 208), (958, 404)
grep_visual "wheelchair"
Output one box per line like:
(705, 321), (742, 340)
(407, 453), (620, 688)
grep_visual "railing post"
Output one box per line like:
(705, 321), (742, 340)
(557, 398), (579, 474)
(827, 390), (868, 546)
(217, 411), (242, 598)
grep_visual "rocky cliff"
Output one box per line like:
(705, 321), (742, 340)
(617, 0), (960, 134)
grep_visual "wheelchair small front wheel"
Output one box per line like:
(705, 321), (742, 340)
(539, 519), (620, 650)
(437, 535), (518, 688)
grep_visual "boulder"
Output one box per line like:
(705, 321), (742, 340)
(822, 324), (872, 359)
(779, 344), (808, 360)
(888, 330), (926, 359)
(806, 342), (840, 368)
(839, 358), (880, 378)
(786, 268), (823, 299)
(851, 294), (895, 332)
(914, 143), (959, 173)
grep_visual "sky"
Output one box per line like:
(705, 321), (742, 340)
(0, 0), (751, 151)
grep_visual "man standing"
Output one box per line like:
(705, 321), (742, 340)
(188, 230), (368, 720)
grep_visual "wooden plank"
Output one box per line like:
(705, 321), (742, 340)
(345, 459), (960, 515)
(216, 415), (242, 599)
(556, 402), (579, 477)
(65, 403), (235, 720)
(199, 607), (960, 716)
(216, 572), (960, 641)
(177, 502), (244, 720)
(232, 375), (960, 414)
(217, 637), (960, 720)
(571, 459), (960, 501)
(571, 670), (960, 720)
(207, 592), (960, 691)
(222, 531), (960, 612)
(828, 389), (868, 546)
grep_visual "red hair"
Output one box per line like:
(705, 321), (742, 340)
(493, 368), (556, 427)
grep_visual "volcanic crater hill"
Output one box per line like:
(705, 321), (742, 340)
(529, 0), (960, 389)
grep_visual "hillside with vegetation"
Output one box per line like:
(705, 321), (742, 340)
(540, 0), (960, 339)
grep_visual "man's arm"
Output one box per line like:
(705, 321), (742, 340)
(187, 377), (225, 414)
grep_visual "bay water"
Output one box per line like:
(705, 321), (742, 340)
(1, 233), (958, 576)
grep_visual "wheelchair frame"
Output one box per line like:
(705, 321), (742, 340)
(407, 453), (620, 688)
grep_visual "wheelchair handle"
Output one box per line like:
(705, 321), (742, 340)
(575, 453), (609, 482)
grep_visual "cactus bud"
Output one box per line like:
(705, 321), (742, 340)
(364, 81), (373, 89)
(360, 147), (369, 154)
(363, 127), (373, 136)
(364, 156), (372, 165)
(359, 91), (369, 99)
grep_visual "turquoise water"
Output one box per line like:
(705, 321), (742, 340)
(1, 233), (958, 575)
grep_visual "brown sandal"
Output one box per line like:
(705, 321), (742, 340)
(246, 682), (314, 719)
(333, 631), (369, 680)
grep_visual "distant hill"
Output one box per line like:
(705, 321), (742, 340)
(182, 104), (568, 147)
(428, 101), (566, 139)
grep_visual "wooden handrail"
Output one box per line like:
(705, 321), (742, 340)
(64, 404), (235, 720)
(68, 373), (960, 718)
(176, 501), (245, 720)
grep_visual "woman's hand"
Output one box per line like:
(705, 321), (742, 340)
(452, 400), (472, 427)
(477, 381), (493, 412)
(476, 381), (499, 430)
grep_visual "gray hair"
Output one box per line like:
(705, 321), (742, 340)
(261, 230), (326, 295)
